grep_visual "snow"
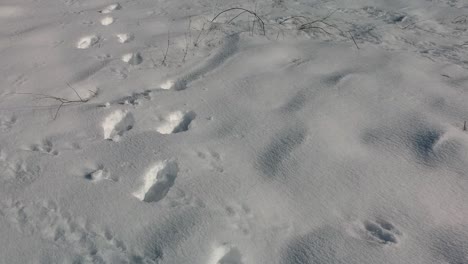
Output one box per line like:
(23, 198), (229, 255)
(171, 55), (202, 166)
(1, 0), (468, 263)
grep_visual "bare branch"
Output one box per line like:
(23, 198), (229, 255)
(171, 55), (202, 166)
(211, 7), (266, 35)
(13, 83), (97, 120)
(349, 31), (360, 50)
(162, 30), (170, 66)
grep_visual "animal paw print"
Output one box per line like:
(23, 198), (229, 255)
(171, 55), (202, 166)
(197, 150), (224, 173)
(29, 139), (58, 156)
(0, 151), (38, 185)
(164, 187), (205, 209)
(225, 203), (254, 235)
(117, 90), (152, 106)
(1, 199), (135, 262)
(11, 74), (27, 87)
(361, 219), (402, 245)
(0, 115), (16, 132)
(84, 165), (115, 182)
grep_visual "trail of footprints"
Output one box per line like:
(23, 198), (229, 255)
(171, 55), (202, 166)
(9, 2), (242, 261)
(0, 199), (147, 263)
(76, 2), (135, 67)
(74, 3), (199, 207)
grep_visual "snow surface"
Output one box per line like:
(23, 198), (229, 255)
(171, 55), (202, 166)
(1, 0), (468, 263)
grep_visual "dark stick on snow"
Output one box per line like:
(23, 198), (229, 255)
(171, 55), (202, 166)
(349, 31), (360, 50)
(162, 30), (170, 66)
(211, 7), (266, 35)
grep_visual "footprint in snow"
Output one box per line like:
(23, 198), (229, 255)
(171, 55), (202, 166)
(209, 244), (244, 264)
(122, 52), (143, 65)
(84, 165), (115, 182)
(102, 110), (134, 141)
(156, 111), (196, 134)
(100, 16), (114, 26)
(76, 35), (99, 49)
(116, 33), (133, 44)
(133, 160), (179, 203)
(99, 3), (121, 14)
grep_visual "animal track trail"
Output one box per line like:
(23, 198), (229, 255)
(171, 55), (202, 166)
(104, 89), (152, 107)
(133, 160), (179, 203)
(0, 199), (139, 263)
(102, 110), (134, 141)
(117, 90), (152, 106)
(156, 111), (196, 134)
(209, 244), (244, 264)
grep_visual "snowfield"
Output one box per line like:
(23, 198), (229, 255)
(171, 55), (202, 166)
(1, 0), (468, 263)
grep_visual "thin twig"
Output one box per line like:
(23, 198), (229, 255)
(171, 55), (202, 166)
(349, 31), (360, 49)
(162, 30), (170, 66)
(298, 9), (338, 30)
(182, 18), (192, 63)
(211, 7), (266, 35)
(193, 22), (205, 47)
(13, 84), (97, 120)
(67, 82), (83, 101)
(227, 10), (249, 24)
(278, 16), (310, 25)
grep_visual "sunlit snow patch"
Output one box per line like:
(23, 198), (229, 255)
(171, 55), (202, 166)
(209, 244), (243, 264)
(100, 16), (114, 26)
(159, 79), (175, 90)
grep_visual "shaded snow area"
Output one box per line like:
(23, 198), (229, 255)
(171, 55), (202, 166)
(1, 0), (468, 263)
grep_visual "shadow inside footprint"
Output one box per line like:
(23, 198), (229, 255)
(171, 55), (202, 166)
(364, 221), (398, 244)
(172, 111), (196, 134)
